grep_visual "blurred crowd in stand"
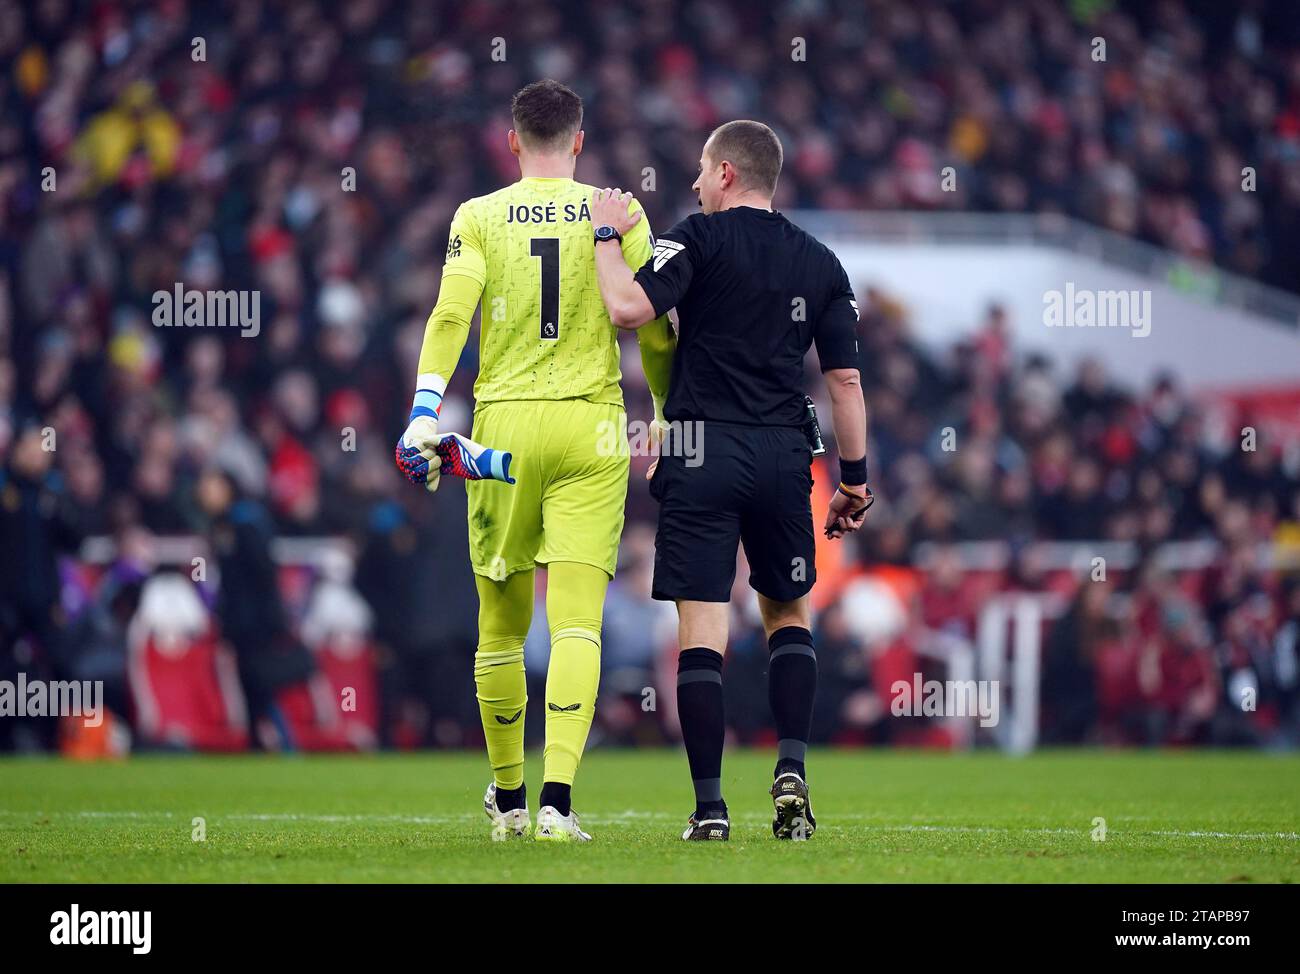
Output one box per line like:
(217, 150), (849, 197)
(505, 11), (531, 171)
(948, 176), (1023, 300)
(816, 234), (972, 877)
(2, 0), (1299, 752)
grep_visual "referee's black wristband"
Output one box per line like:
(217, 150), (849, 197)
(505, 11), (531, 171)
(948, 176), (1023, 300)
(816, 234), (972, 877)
(839, 456), (868, 485)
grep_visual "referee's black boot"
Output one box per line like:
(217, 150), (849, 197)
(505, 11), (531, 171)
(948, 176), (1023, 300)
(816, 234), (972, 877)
(682, 808), (730, 841)
(771, 771), (817, 840)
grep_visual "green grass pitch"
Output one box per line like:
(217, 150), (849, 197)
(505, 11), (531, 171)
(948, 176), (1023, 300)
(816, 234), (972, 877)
(2, 749), (1297, 883)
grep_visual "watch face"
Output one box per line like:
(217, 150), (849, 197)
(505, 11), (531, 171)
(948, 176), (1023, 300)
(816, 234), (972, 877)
(596, 225), (616, 240)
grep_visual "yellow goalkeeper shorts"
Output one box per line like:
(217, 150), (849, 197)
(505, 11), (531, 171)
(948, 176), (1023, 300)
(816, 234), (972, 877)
(466, 399), (629, 580)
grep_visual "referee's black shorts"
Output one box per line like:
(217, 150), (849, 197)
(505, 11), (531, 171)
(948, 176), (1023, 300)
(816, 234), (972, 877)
(649, 422), (815, 603)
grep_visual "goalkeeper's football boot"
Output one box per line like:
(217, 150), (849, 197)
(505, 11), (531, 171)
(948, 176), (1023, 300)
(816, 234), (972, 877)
(770, 771), (817, 840)
(534, 805), (591, 842)
(681, 812), (730, 841)
(484, 782), (530, 841)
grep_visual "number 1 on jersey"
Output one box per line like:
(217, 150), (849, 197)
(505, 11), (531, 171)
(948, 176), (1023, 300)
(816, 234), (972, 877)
(530, 237), (560, 340)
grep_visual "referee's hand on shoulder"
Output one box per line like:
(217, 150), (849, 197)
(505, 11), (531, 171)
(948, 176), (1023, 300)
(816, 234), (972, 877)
(590, 188), (642, 237)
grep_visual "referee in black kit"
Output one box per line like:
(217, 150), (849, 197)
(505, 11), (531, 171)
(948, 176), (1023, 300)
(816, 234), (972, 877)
(590, 120), (870, 841)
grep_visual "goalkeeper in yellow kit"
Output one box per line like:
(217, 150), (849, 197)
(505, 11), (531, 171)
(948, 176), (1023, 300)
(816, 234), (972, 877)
(394, 80), (674, 841)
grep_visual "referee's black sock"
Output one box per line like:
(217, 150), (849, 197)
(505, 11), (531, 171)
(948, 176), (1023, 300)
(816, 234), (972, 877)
(768, 626), (817, 781)
(677, 647), (727, 817)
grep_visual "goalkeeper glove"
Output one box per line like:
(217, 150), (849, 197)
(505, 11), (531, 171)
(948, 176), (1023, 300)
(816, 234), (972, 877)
(396, 415), (442, 493)
(435, 432), (515, 485)
(397, 427), (516, 489)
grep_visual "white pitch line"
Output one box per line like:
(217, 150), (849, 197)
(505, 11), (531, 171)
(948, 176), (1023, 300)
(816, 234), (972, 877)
(0, 809), (1295, 840)
(1146, 829), (1300, 840)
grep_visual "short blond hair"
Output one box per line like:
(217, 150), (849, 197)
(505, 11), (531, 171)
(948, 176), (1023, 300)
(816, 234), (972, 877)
(706, 120), (783, 196)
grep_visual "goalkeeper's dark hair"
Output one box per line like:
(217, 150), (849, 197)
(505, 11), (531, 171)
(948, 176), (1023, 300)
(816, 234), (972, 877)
(511, 79), (583, 151)
(706, 120), (783, 197)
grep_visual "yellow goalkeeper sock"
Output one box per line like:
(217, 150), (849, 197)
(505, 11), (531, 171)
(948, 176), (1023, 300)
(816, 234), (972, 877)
(541, 561), (608, 787)
(474, 570), (534, 790)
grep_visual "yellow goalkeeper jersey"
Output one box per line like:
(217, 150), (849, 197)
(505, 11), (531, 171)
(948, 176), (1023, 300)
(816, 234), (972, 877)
(441, 176), (654, 407)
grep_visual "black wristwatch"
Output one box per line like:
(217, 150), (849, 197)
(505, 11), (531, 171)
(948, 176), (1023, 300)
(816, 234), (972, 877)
(594, 225), (623, 245)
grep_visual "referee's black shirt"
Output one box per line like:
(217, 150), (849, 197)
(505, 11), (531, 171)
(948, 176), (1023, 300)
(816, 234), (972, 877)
(633, 206), (860, 428)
